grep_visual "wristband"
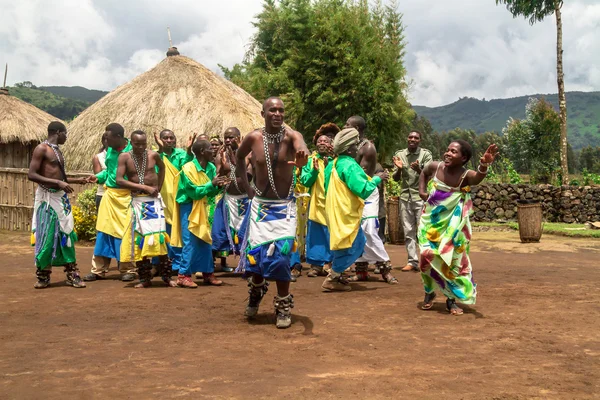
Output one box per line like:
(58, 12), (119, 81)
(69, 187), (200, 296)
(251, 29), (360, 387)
(477, 165), (488, 174)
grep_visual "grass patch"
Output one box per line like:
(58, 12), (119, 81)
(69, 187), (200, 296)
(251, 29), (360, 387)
(473, 221), (600, 238)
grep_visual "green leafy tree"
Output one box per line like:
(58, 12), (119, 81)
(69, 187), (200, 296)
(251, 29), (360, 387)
(495, 0), (569, 183)
(504, 98), (561, 183)
(222, 0), (411, 160)
(579, 146), (600, 173)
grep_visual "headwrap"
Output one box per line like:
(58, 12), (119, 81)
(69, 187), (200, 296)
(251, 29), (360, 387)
(333, 128), (360, 155)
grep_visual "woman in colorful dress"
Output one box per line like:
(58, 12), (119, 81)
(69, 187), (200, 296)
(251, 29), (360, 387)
(418, 140), (498, 315)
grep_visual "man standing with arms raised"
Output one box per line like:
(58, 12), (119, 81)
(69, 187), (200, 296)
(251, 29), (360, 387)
(235, 97), (309, 329)
(392, 131), (432, 272)
(344, 116), (397, 284)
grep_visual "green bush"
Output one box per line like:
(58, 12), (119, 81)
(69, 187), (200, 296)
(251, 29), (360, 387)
(73, 188), (97, 241)
(385, 178), (401, 199)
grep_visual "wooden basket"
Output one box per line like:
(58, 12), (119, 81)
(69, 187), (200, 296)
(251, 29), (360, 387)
(517, 201), (543, 243)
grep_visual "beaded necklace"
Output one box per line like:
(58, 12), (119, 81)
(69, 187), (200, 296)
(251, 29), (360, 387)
(130, 150), (147, 185)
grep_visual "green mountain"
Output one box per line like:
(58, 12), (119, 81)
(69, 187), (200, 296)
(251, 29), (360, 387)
(413, 91), (600, 149)
(40, 86), (107, 103)
(7, 82), (95, 121)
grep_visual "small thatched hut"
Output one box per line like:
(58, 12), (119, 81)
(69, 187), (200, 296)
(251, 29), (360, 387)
(65, 49), (264, 171)
(0, 87), (63, 168)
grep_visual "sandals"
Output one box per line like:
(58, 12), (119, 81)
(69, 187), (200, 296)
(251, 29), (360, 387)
(446, 298), (464, 316)
(421, 292), (436, 310)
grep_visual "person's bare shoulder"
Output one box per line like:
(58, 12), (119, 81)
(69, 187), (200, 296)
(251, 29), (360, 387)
(148, 149), (160, 160)
(118, 152), (131, 162)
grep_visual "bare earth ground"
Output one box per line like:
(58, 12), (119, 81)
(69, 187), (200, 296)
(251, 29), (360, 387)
(0, 230), (599, 400)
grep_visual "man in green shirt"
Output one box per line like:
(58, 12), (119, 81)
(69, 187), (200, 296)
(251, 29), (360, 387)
(153, 129), (193, 274)
(85, 123), (136, 282)
(392, 131), (433, 272)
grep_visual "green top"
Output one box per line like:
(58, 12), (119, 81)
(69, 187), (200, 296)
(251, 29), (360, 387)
(160, 148), (192, 171)
(393, 147), (432, 202)
(299, 153), (333, 191)
(95, 140), (132, 188)
(324, 155), (381, 200)
(176, 159), (220, 204)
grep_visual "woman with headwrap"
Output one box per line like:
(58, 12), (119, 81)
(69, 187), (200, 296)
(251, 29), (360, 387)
(297, 123), (339, 278)
(321, 128), (389, 292)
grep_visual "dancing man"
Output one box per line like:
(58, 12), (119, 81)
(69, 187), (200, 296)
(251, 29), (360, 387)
(418, 141), (498, 315)
(344, 116), (397, 284)
(321, 128), (388, 292)
(116, 130), (176, 288)
(28, 121), (91, 288)
(236, 97), (309, 329)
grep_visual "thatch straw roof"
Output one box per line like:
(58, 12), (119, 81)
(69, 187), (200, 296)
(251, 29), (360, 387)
(0, 88), (63, 144)
(65, 55), (264, 171)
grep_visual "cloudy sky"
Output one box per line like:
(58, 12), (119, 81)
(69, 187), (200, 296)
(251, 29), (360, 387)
(1, 0), (599, 107)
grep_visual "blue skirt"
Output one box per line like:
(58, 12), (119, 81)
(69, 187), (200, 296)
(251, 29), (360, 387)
(331, 228), (366, 274)
(305, 220), (333, 267)
(177, 202), (213, 275)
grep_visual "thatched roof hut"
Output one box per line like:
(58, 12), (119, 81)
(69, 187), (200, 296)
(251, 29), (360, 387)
(0, 87), (64, 168)
(65, 52), (264, 171)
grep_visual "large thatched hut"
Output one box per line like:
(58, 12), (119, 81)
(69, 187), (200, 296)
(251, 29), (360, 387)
(0, 87), (63, 168)
(65, 49), (264, 171)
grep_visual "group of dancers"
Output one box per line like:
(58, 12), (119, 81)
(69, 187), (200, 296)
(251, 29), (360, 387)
(27, 96), (499, 329)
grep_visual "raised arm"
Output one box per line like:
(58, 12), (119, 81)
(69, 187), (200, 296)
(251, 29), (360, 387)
(342, 161), (386, 200)
(154, 151), (165, 192)
(287, 130), (309, 168)
(465, 144), (499, 187)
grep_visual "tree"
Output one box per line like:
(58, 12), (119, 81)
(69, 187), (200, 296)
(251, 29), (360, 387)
(222, 0), (411, 160)
(503, 98), (561, 183)
(495, 0), (569, 183)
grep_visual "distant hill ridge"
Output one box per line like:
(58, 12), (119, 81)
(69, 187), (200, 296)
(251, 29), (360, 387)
(413, 91), (600, 149)
(41, 86), (107, 104)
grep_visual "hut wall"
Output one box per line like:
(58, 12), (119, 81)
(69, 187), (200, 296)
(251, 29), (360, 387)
(0, 142), (38, 168)
(0, 167), (94, 231)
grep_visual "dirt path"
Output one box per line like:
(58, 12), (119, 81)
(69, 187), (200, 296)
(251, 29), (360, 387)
(0, 231), (599, 399)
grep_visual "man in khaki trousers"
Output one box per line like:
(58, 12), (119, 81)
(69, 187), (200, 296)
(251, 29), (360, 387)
(392, 131), (432, 272)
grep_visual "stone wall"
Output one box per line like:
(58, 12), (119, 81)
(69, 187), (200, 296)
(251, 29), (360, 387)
(471, 183), (600, 223)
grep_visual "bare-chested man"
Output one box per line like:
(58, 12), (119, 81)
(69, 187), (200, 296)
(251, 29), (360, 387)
(344, 116), (397, 284)
(28, 121), (92, 289)
(211, 127), (251, 272)
(235, 97), (309, 329)
(115, 130), (176, 288)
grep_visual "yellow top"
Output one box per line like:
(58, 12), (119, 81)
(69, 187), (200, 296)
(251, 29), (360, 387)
(325, 159), (365, 250)
(160, 157), (180, 225)
(171, 161), (213, 246)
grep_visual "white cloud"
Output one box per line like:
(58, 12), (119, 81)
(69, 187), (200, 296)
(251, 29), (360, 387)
(0, 0), (598, 106)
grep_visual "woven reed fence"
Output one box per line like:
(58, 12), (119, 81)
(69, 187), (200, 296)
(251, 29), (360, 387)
(0, 167), (94, 231)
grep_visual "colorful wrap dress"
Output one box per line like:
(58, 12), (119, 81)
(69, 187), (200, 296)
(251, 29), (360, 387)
(418, 169), (476, 304)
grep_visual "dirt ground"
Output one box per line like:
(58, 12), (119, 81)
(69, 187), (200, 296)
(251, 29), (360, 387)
(0, 230), (599, 400)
